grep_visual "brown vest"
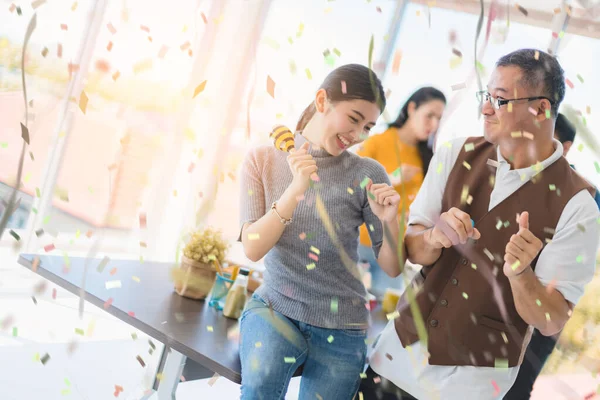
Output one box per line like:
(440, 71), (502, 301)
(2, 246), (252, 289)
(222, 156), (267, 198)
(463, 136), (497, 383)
(394, 136), (594, 368)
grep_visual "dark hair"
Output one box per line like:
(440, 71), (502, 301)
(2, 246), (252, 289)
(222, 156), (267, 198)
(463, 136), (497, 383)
(295, 64), (386, 132)
(389, 87), (446, 174)
(495, 49), (565, 117)
(555, 113), (576, 143)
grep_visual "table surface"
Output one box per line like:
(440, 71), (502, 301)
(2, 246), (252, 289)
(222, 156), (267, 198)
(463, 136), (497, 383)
(18, 254), (388, 384)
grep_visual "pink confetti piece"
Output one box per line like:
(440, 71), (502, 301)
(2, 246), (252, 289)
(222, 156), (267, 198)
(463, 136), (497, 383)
(44, 244), (56, 252)
(309, 253), (319, 262)
(310, 173), (320, 182)
(140, 25), (150, 33)
(180, 41), (191, 50)
(9, 3), (16, 12)
(158, 45), (169, 59)
(128, 311), (135, 317)
(341, 80), (347, 94)
(528, 107), (537, 116)
(373, 376), (381, 384)
(267, 75), (276, 98)
(200, 12), (207, 24)
(491, 380), (500, 396)
(103, 298), (114, 309)
(57, 43), (63, 58)
(299, 232), (307, 240)
(107, 41), (113, 51)
(187, 162), (195, 173)
(52, 288), (57, 299)
(107, 23), (117, 34)
(565, 78), (574, 89)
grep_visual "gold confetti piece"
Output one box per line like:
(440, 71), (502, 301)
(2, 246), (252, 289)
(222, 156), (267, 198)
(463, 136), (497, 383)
(462, 292), (469, 299)
(112, 71), (120, 81)
(327, 335), (334, 343)
(255, 342), (262, 348)
(75, 328), (84, 335)
(208, 373), (220, 386)
(510, 131), (522, 138)
(347, 187), (354, 194)
(193, 80), (207, 98)
(501, 332), (508, 344)
(360, 372), (367, 379)
(305, 68), (312, 80)
(133, 58), (153, 74)
(386, 310), (400, 320)
(436, 162), (443, 174)
(510, 260), (521, 271)
(31, 0), (46, 9)
(549, 184), (556, 191)
(545, 312), (551, 321)
(536, 299), (542, 306)
(266, 75), (275, 98)
(310, 246), (320, 255)
(71, 2), (77, 11)
(248, 233), (260, 241)
(483, 248), (494, 261)
(462, 161), (471, 170)
(471, 263), (477, 270)
(466, 195), (473, 205)
(20, 122), (30, 145)
(41, 47), (48, 57)
(207, 326), (213, 332)
(460, 185), (469, 204)
(306, 263), (316, 270)
(79, 91), (88, 114)
(464, 143), (475, 152)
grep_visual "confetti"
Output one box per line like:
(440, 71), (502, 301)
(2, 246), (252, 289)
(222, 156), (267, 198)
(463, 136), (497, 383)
(12, 327), (17, 337)
(106, 22), (117, 34)
(360, 177), (370, 189)
(386, 310), (400, 320)
(255, 342), (262, 348)
(79, 91), (88, 114)
(306, 263), (316, 270)
(60, 23), (68, 31)
(201, 12), (208, 24)
(310, 246), (320, 255)
(132, 276), (140, 283)
(41, 47), (48, 57)
(112, 71), (120, 81)
(565, 78), (574, 89)
(40, 353), (51, 365)
(510, 260), (521, 271)
(385, 353), (393, 361)
(97, 256), (110, 273)
(57, 43), (63, 58)
(31, 0), (46, 9)
(299, 232), (306, 240)
(208, 373), (220, 386)
(136, 355), (146, 367)
(71, 2), (77, 11)
(21, 122), (30, 145)
(139, 241), (147, 248)
(495, 358), (508, 369)
(576, 255), (583, 263)
(516, 4), (528, 16)
(330, 298), (338, 313)
(305, 68), (312, 80)
(139, 213), (147, 229)
(8, 3), (16, 12)
(462, 161), (471, 170)
(464, 143), (475, 152)
(347, 187), (354, 195)
(9, 230), (20, 241)
(105, 280), (122, 289)
(392, 50), (402, 75)
(193, 81), (207, 98)
(462, 292), (469, 299)
(44, 244), (55, 252)
(207, 326), (213, 332)
(75, 328), (84, 336)
(308, 253), (319, 262)
(341, 80), (347, 94)
(577, 74), (584, 83)
(492, 380), (500, 395)
(327, 335), (334, 343)
(528, 107), (537, 116)
(284, 357), (296, 363)
(109, 267), (117, 276)
(452, 48), (463, 57)
(248, 233), (260, 241)
(128, 311), (135, 317)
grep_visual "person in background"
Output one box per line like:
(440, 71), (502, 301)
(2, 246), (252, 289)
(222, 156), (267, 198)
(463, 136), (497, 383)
(357, 87), (446, 297)
(504, 112), (600, 399)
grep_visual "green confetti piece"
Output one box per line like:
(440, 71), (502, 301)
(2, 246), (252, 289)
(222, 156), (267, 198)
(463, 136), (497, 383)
(12, 327), (17, 337)
(330, 298), (338, 314)
(494, 358), (508, 369)
(511, 260), (521, 271)
(476, 61), (485, 72)
(577, 74), (584, 83)
(558, 31), (565, 39)
(536, 299), (542, 306)
(35, 187), (41, 197)
(368, 34), (374, 69)
(578, 143), (585, 152)
(288, 37), (293, 45)
(284, 357), (296, 363)
(595, 162), (600, 174)
(61, 389), (71, 395)
(360, 372), (367, 379)
(64, 378), (71, 386)
(306, 263), (316, 270)
(471, 263), (477, 270)
(359, 176), (370, 189)
(576, 255), (583, 263)
(368, 192), (375, 200)
(333, 47), (341, 57)
(262, 37), (280, 50)
(74, 328), (84, 336)
(464, 143), (475, 152)
(545, 109), (551, 119)
(9, 230), (20, 241)
(368, 224), (374, 232)
(462, 292), (469, 299)
(0, 142), (7, 148)
(392, 167), (401, 177)
(40, 353), (51, 365)
(207, 325), (213, 332)
(495, 220), (503, 230)
(305, 68), (312, 80)
(43, 215), (51, 224)
(327, 335), (334, 343)
(131, 332), (138, 340)
(582, 117), (587, 126)
(324, 54), (335, 66)
(549, 184), (556, 191)
(436, 162), (443, 174)
(386, 310), (400, 320)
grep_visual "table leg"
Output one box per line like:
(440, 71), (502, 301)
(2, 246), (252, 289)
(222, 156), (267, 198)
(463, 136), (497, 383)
(142, 347), (186, 400)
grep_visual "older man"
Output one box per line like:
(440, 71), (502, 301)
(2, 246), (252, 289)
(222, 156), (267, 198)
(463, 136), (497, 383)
(360, 49), (599, 400)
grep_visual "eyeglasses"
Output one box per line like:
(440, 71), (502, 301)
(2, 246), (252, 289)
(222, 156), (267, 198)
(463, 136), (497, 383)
(476, 91), (554, 110)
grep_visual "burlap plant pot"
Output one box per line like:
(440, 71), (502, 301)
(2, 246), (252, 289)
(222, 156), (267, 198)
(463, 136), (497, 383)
(173, 255), (217, 300)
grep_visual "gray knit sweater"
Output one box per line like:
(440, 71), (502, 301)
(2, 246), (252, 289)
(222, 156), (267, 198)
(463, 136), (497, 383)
(239, 133), (390, 329)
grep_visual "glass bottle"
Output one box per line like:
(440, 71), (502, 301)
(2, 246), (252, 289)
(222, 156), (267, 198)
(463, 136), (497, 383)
(223, 268), (249, 319)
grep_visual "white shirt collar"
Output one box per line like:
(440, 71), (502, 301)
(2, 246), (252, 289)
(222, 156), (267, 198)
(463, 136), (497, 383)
(496, 139), (564, 180)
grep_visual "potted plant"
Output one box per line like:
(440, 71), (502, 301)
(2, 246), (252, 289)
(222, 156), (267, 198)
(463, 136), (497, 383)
(172, 227), (229, 300)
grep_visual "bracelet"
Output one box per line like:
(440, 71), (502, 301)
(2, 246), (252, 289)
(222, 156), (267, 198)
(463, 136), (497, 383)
(271, 201), (293, 226)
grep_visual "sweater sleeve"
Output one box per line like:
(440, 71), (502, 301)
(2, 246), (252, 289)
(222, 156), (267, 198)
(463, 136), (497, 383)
(360, 159), (392, 258)
(238, 148), (266, 241)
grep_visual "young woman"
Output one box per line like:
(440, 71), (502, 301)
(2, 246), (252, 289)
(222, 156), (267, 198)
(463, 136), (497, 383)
(357, 87), (446, 297)
(238, 64), (403, 399)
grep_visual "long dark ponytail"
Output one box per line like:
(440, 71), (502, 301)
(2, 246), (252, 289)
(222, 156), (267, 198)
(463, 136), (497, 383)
(296, 64), (386, 133)
(390, 87), (446, 173)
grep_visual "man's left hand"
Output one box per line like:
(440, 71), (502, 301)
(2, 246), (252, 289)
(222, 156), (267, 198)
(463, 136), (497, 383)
(503, 211), (544, 277)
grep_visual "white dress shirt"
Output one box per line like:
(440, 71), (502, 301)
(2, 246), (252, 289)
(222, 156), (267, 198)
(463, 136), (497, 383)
(369, 137), (600, 400)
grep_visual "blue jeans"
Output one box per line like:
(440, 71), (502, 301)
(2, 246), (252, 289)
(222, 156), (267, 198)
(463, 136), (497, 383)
(239, 293), (367, 400)
(357, 245), (404, 298)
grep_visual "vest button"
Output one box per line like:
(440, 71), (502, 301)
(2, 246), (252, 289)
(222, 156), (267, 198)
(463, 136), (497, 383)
(440, 299), (448, 306)
(430, 319), (439, 327)
(451, 278), (459, 285)
(462, 259), (468, 265)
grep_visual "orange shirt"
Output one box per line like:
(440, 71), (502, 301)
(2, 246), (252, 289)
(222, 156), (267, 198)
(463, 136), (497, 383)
(356, 127), (425, 247)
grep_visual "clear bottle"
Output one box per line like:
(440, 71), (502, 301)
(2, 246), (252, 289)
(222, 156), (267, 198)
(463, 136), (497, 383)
(223, 269), (249, 319)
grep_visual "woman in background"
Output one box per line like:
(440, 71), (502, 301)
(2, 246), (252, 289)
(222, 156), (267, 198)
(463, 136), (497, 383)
(357, 87), (446, 297)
